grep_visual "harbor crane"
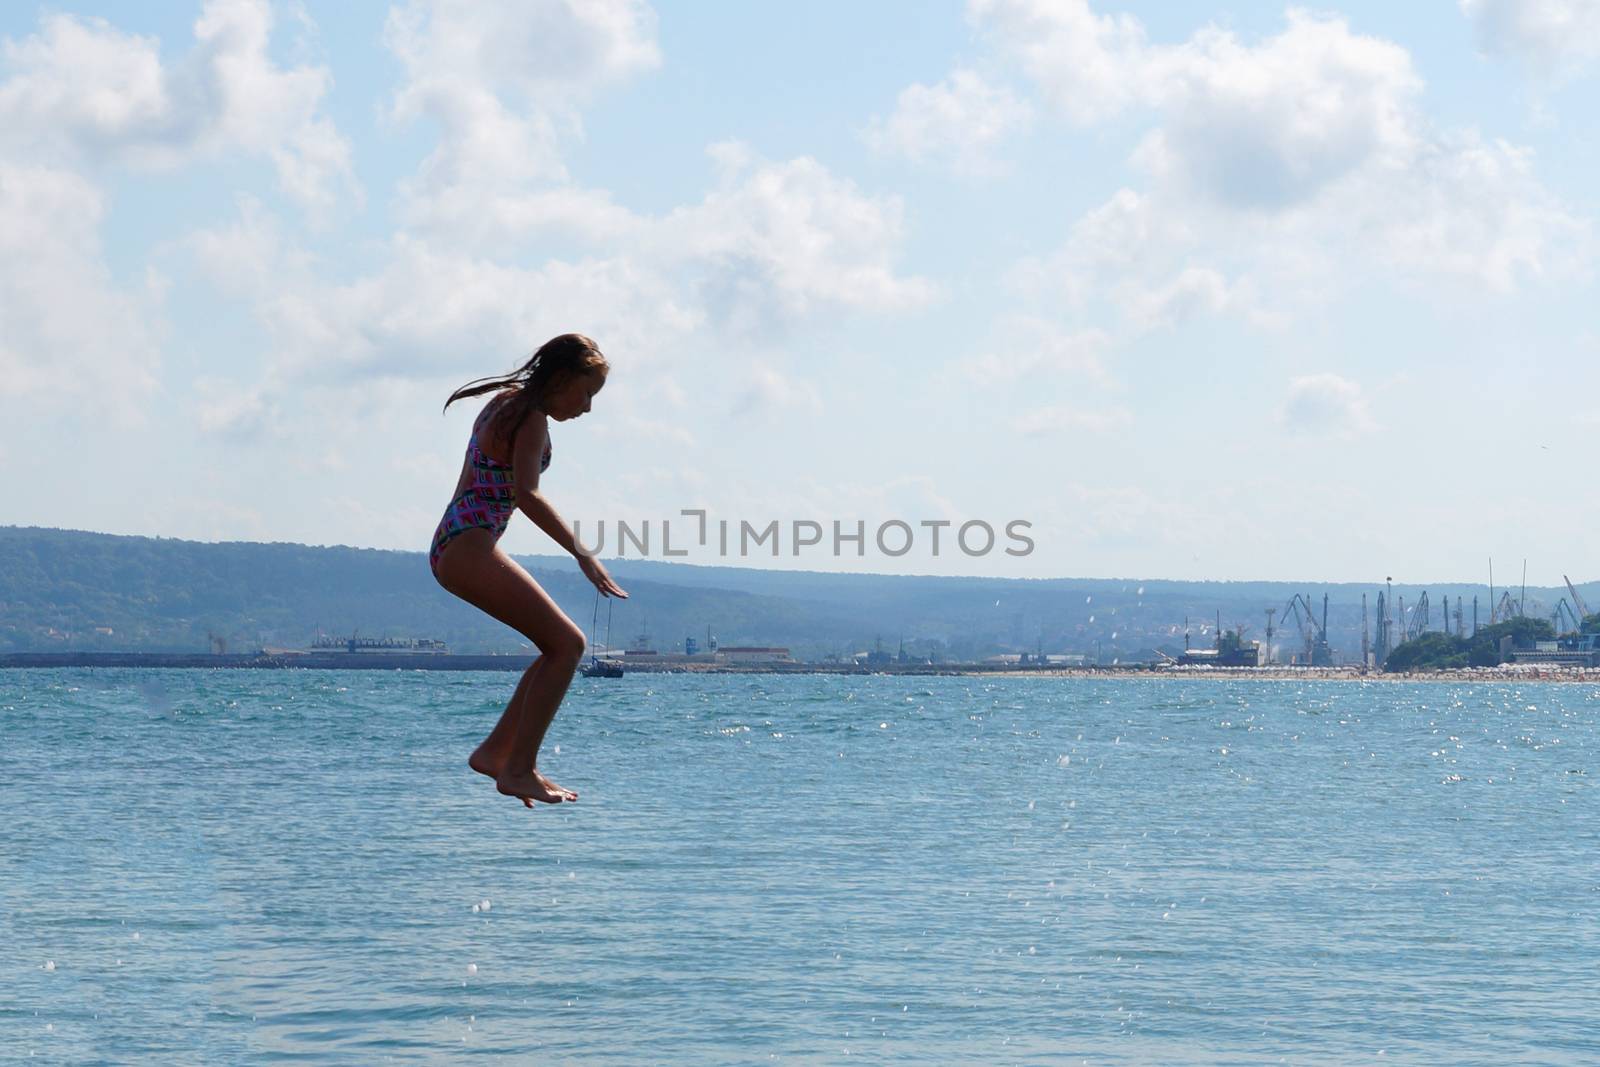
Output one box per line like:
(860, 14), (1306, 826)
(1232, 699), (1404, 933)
(1555, 598), (1582, 635)
(1565, 575), (1592, 623)
(1283, 595), (1314, 665)
(1360, 594), (1369, 669)
(1374, 588), (1391, 663)
(1495, 590), (1521, 624)
(1405, 591), (1431, 642)
(1282, 593), (1333, 666)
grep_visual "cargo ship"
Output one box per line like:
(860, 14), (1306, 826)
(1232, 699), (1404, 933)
(304, 635), (450, 654)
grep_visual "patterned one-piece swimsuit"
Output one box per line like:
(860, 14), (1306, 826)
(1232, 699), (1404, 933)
(428, 400), (551, 574)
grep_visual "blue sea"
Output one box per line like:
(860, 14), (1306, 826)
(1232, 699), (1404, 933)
(2, 669), (1596, 1064)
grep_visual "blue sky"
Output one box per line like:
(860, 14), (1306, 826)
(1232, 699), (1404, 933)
(1, 0), (1596, 584)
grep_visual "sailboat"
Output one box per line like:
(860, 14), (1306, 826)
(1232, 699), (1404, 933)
(581, 589), (624, 678)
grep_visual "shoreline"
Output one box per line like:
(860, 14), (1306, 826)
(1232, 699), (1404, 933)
(2, 651), (1597, 682)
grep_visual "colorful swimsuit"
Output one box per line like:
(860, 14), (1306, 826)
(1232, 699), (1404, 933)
(428, 398), (551, 574)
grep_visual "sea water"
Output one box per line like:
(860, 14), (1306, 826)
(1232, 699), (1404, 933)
(1, 669), (1595, 1064)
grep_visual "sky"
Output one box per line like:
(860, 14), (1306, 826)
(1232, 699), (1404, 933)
(1, 0), (1596, 585)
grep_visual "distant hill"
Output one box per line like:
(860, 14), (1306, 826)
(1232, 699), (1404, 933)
(1, 526), (1594, 663)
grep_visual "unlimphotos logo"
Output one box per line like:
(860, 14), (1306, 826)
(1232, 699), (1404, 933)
(572, 509), (1035, 559)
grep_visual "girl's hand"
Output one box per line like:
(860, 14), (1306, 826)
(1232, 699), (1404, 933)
(579, 553), (628, 598)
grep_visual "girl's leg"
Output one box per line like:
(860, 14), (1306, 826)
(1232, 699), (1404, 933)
(506, 639), (582, 780)
(435, 534), (587, 804)
(469, 655), (548, 778)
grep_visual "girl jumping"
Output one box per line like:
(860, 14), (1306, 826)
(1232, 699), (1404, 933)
(429, 333), (627, 807)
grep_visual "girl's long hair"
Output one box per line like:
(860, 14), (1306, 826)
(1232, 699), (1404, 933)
(443, 333), (608, 442)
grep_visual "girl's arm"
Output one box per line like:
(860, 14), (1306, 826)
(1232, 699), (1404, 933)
(511, 413), (628, 598)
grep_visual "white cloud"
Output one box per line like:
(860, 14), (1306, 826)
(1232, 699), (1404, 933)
(192, 376), (279, 440)
(969, 0), (1154, 123)
(1278, 373), (1376, 438)
(865, 69), (1031, 174)
(656, 143), (937, 326)
(1121, 266), (1248, 331)
(1461, 0), (1600, 78)
(1127, 12), (1420, 210)
(0, 0), (356, 214)
(187, 193), (315, 297)
(376, 7), (932, 323)
(191, 143), (932, 387)
(0, 164), (162, 423)
(982, 1), (1588, 335)
(193, 227), (692, 384)
(730, 366), (823, 418)
(1373, 130), (1590, 291)
(966, 316), (1112, 385)
(975, 2), (1422, 211)
(1013, 404), (1132, 435)
(1011, 189), (1277, 333)
(385, 0), (659, 102)
(384, 0), (660, 240)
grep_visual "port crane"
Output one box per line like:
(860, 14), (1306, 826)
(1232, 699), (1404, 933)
(1282, 593), (1333, 666)
(1282, 595), (1313, 664)
(1555, 598), (1582, 635)
(1403, 591), (1431, 641)
(1494, 590), (1521, 624)
(1565, 575), (1592, 624)
(1374, 588), (1391, 663)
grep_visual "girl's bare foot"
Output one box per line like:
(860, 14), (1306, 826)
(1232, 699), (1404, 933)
(471, 747), (534, 808)
(496, 769), (578, 805)
(535, 770), (577, 802)
(469, 745), (505, 779)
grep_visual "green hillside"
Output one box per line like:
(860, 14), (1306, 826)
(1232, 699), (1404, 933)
(2, 526), (1594, 663)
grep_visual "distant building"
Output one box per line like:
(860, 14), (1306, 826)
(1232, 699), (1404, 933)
(1178, 641), (1265, 667)
(719, 646), (794, 664)
(1509, 634), (1600, 667)
(308, 635), (449, 654)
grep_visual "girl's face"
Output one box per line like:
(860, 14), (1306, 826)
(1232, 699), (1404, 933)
(543, 366), (606, 421)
